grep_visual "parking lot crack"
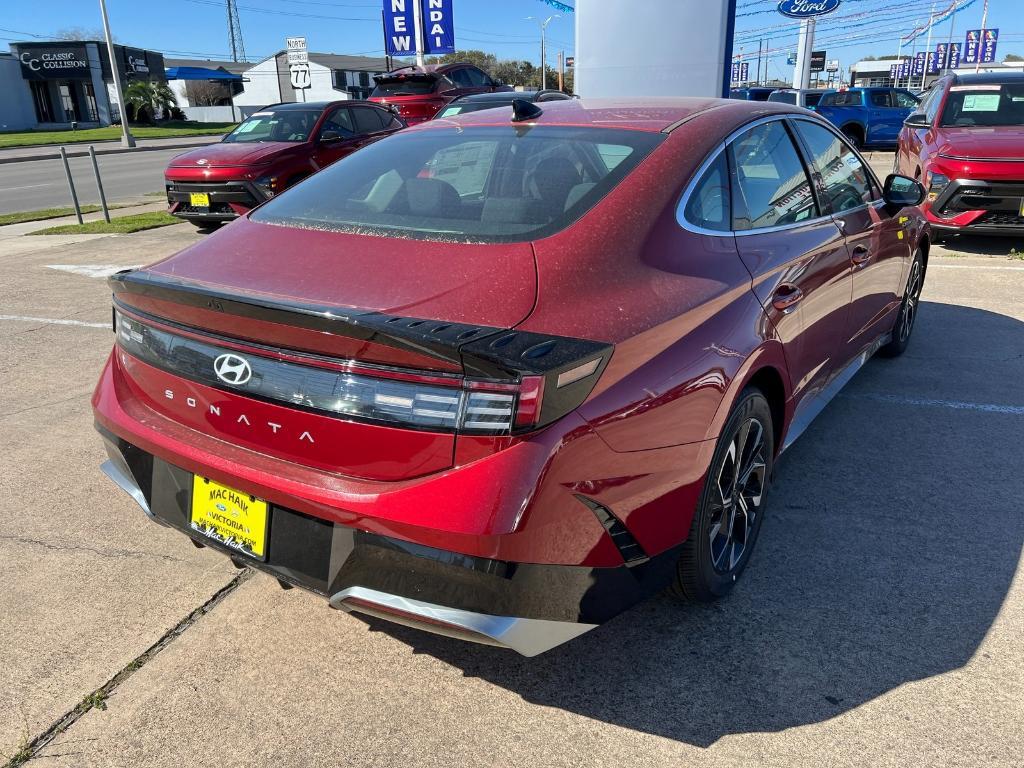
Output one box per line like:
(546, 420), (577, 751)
(0, 534), (190, 564)
(1, 570), (251, 767)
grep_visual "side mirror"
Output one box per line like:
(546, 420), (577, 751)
(320, 130), (343, 143)
(883, 173), (926, 208)
(903, 113), (930, 128)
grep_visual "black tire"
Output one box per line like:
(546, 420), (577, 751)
(880, 249), (925, 357)
(842, 127), (864, 150)
(671, 389), (774, 602)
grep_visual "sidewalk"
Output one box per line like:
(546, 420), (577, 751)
(0, 134), (224, 165)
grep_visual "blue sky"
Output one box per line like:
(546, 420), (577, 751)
(0, 0), (1019, 73)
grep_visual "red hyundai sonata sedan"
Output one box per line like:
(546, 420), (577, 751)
(93, 98), (928, 656)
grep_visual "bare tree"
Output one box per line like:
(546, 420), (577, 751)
(187, 81), (231, 107)
(55, 26), (117, 42)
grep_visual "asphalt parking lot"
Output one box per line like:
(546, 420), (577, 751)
(1, 155), (1022, 767)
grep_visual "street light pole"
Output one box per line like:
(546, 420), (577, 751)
(99, 0), (134, 148)
(527, 15), (559, 90)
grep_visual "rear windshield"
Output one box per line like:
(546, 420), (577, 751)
(940, 84), (1024, 127)
(371, 76), (438, 97)
(768, 91), (797, 105)
(251, 126), (663, 243)
(436, 100), (512, 118)
(804, 92), (825, 107)
(223, 109), (321, 143)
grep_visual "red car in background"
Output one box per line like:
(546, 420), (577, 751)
(165, 101), (404, 229)
(896, 71), (1024, 241)
(96, 99), (927, 656)
(369, 63), (511, 124)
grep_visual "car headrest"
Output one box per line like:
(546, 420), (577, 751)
(401, 177), (462, 217)
(563, 182), (596, 211)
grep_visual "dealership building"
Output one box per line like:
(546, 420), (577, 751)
(0, 41), (166, 131)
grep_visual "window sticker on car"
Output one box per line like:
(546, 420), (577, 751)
(237, 120), (269, 133)
(950, 85), (1001, 91)
(252, 111), (274, 116)
(962, 94), (1001, 112)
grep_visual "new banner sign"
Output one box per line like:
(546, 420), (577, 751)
(731, 61), (749, 83)
(912, 51), (925, 77)
(382, 0), (455, 56)
(963, 29), (981, 64)
(777, 0), (841, 18)
(383, 0), (417, 55)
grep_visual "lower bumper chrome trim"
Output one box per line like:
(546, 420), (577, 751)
(100, 458), (166, 526)
(330, 585), (597, 657)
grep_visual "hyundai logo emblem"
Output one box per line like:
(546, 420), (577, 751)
(213, 353), (253, 386)
(196, 158), (208, 165)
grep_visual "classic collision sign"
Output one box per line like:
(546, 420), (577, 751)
(16, 44), (90, 80)
(777, 0), (842, 18)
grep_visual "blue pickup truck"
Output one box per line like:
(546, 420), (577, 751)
(815, 87), (921, 149)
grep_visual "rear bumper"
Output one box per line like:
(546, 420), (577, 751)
(97, 427), (682, 655)
(926, 178), (1024, 234)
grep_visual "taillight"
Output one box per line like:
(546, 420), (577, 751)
(113, 310), (610, 436)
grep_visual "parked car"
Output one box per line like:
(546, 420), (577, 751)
(896, 71), (1024, 240)
(369, 63), (512, 124)
(434, 89), (572, 119)
(815, 87), (920, 148)
(164, 101), (405, 229)
(729, 87), (777, 101)
(767, 88), (834, 110)
(95, 98), (927, 656)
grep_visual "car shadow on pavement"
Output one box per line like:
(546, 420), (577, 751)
(937, 234), (1023, 256)
(365, 301), (1024, 748)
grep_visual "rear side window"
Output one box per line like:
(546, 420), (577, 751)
(682, 151), (730, 232)
(251, 126), (663, 242)
(728, 121), (817, 231)
(792, 120), (875, 211)
(768, 91), (798, 105)
(353, 107), (384, 134)
(821, 91), (861, 107)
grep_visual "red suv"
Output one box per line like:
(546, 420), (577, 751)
(896, 72), (1024, 240)
(95, 100), (927, 656)
(165, 101), (404, 229)
(369, 63), (510, 124)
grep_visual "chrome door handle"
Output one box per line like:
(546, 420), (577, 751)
(772, 284), (804, 312)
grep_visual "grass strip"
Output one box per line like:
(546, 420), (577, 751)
(29, 211), (181, 235)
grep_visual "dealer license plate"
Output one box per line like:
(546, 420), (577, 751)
(190, 477), (269, 559)
(189, 192), (210, 207)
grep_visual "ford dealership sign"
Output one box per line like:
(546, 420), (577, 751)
(777, 0), (842, 18)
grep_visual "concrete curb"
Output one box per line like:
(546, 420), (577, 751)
(0, 137), (223, 165)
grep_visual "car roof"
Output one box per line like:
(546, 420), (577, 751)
(258, 100), (385, 112)
(411, 96), (810, 133)
(385, 62), (478, 76)
(451, 90), (562, 104)
(951, 71), (1024, 85)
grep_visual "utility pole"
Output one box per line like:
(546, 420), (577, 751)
(226, 0), (246, 63)
(528, 15), (558, 90)
(921, 7), (934, 91)
(757, 39), (763, 87)
(975, 0), (988, 73)
(98, 0), (134, 148)
(557, 50), (564, 92)
(413, 0), (425, 68)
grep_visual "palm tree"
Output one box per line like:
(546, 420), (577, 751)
(123, 80), (178, 123)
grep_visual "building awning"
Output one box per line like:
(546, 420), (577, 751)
(165, 66), (242, 81)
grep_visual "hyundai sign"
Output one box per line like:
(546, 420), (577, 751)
(777, 0), (842, 19)
(421, 0), (455, 55)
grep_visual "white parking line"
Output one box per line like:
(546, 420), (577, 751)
(46, 264), (143, 278)
(931, 264), (1024, 271)
(849, 392), (1024, 415)
(0, 314), (108, 329)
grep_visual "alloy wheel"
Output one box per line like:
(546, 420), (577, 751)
(708, 417), (767, 573)
(899, 259), (923, 343)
